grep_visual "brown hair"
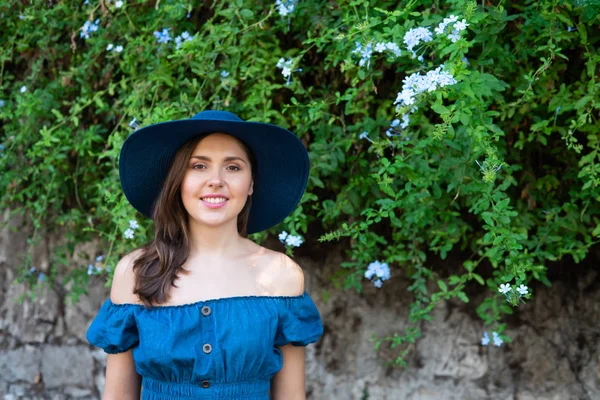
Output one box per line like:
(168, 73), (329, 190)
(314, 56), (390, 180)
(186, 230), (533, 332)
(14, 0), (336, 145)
(131, 133), (257, 308)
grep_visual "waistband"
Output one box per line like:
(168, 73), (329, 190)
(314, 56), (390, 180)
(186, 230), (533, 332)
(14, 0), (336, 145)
(141, 377), (270, 399)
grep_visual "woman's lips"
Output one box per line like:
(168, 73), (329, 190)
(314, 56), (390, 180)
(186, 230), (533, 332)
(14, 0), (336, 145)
(200, 198), (228, 209)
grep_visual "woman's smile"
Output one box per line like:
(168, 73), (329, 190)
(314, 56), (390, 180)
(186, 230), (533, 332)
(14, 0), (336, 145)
(201, 198), (228, 209)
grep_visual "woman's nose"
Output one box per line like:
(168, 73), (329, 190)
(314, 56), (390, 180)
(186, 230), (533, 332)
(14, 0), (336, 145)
(207, 171), (224, 187)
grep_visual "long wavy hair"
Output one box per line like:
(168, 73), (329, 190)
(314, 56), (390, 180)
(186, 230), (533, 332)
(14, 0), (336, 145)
(131, 133), (257, 308)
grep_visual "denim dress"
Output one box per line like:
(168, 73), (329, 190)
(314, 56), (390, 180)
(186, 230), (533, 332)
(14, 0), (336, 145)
(86, 291), (323, 400)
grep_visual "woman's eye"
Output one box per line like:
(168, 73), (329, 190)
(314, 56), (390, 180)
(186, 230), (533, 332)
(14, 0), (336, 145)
(192, 164), (240, 171)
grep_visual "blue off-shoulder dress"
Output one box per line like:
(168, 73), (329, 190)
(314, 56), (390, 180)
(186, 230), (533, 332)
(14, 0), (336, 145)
(85, 291), (323, 400)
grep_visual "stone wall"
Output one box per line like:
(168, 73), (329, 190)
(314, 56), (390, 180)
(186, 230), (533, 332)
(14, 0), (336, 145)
(1, 209), (599, 399)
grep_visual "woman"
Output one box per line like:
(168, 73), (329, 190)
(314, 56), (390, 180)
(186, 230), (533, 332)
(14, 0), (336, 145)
(86, 110), (323, 400)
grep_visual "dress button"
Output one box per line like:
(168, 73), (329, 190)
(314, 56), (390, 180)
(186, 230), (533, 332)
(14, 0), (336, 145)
(201, 306), (211, 316)
(201, 380), (210, 388)
(203, 343), (212, 354)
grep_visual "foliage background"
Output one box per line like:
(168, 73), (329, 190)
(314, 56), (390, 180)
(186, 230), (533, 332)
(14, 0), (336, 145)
(1, 0), (599, 366)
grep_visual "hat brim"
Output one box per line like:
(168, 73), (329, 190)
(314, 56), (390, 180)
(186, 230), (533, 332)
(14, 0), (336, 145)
(119, 118), (309, 234)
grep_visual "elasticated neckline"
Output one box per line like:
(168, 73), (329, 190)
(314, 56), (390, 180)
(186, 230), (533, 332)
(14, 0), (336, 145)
(106, 290), (308, 310)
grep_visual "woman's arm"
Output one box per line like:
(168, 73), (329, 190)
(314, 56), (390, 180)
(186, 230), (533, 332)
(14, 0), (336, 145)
(270, 344), (307, 400)
(102, 250), (143, 400)
(103, 350), (141, 400)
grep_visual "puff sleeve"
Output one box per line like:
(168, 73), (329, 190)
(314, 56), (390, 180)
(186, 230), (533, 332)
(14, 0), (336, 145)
(274, 292), (324, 347)
(85, 299), (139, 354)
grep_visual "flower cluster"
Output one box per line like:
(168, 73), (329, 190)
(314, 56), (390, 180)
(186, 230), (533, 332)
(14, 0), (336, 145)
(374, 41), (402, 57)
(498, 282), (529, 304)
(88, 255), (107, 275)
(403, 27), (433, 59)
(481, 331), (503, 347)
(124, 219), (139, 239)
(386, 115), (410, 137)
(154, 28), (172, 44)
(175, 31), (192, 49)
(80, 19), (100, 40)
(106, 43), (124, 53)
(276, 58), (301, 85)
(435, 15), (469, 43)
(275, 0), (296, 17)
(278, 231), (304, 247)
(352, 42), (373, 68)
(364, 260), (391, 288)
(394, 66), (457, 109)
(27, 266), (46, 283)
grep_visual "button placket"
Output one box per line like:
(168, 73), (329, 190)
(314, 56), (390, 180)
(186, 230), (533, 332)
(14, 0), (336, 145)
(199, 303), (214, 388)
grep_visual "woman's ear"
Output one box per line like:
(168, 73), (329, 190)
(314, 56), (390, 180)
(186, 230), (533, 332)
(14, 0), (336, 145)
(248, 179), (254, 196)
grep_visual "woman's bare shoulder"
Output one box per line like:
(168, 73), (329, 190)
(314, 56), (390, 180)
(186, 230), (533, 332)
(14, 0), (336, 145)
(258, 247), (305, 297)
(109, 248), (145, 305)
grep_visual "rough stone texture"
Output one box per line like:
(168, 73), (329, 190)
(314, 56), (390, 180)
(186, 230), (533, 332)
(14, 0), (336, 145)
(1, 209), (599, 399)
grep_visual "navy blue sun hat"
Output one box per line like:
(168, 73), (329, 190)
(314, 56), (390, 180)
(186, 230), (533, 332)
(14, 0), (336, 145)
(118, 110), (310, 235)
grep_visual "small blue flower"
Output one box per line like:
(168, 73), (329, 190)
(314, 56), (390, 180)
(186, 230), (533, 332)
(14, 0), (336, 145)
(364, 260), (391, 287)
(96, 255), (105, 262)
(498, 283), (511, 294)
(0, 100), (5, 108)
(124, 228), (135, 239)
(154, 28), (172, 44)
(174, 31), (193, 49)
(80, 18), (100, 40)
(38, 273), (46, 283)
(20, 85), (27, 93)
(278, 231), (288, 242)
(129, 117), (140, 129)
(516, 284), (528, 296)
(29, 266), (36, 273)
(221, 70), (230, 78)
(352, 41), (373, 68)
(129, 219), (139, 229)
(87, 264), (94, 275)
(275, 0), (296, 16)
(481, 331), (490, 346)
(285, 234), (303, 247)
(492, 331), (503, 347)
(276, 58), (295, 85)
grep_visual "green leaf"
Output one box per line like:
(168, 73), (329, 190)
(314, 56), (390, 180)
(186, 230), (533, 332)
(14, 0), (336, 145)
(240, 9), (254, 19)
(437, 280), (447, 292)
(457, 291), (469, 303)
(472, 273), (484, 285)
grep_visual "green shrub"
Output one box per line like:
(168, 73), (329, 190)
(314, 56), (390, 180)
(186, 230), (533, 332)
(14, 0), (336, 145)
(1, 0), (599, 366)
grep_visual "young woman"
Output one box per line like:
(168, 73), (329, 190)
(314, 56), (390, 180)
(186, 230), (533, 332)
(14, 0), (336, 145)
(86, 110), (323, 400)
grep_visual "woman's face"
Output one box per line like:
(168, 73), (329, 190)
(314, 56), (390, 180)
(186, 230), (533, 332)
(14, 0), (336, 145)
(180, 133), (254, 230)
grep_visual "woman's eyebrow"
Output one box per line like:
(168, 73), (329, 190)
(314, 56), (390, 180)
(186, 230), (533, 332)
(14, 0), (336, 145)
(190, 155), (247, 164)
